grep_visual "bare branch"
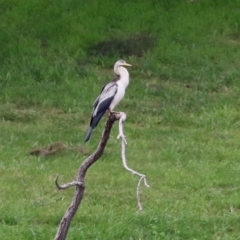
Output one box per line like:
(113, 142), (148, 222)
(54, 112), (149, 240)
(117, 112), (127, 145)
(55, 175), (85, 190)
(54, 114), (118, 240)
(117, 112), (149, 211)
(137, 176), (144, 211)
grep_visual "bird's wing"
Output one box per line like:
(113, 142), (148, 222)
(92, 77), (119, 108)
(92, 82), (118, 117)
(92, 86), (104, 108)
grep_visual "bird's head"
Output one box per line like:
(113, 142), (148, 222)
(114, 60), (132, 74)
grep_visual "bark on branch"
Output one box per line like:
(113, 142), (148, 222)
(55, 175), (84, 190)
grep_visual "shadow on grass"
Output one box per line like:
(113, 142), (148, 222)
(87, 33), (156, 58)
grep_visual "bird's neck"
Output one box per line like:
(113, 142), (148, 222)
(116, 67), (129, 88)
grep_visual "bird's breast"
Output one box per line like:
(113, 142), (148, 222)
(109, 82), (125, 111)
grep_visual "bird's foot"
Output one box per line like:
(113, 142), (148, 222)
(110, 111), (118, 115)
(107, 111), (118, 117)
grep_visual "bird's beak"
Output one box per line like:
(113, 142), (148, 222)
(123, 62), (132, 67)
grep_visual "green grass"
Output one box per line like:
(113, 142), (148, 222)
(1, 0), (240, 239)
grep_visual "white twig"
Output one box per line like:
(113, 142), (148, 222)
(117, 112), (149, 211)
(116, 112), (127, 145)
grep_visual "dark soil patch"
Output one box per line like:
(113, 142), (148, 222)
(30, 142), (88, 157)
(87, 33), (156, 58)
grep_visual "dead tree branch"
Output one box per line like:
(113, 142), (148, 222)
(54, 114), (119, 240)
(54, 112), (149, 240)
(117, 112), (149, 211)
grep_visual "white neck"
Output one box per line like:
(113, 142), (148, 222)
(115, 66), (129, 88)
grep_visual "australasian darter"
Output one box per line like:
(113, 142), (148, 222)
(85, 59), (132, 142)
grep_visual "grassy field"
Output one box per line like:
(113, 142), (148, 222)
(1, 0), (240, 239)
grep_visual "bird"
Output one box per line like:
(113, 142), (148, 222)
(85, 59), (132, 142)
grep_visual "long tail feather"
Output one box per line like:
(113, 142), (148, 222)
(85, 111), (106, 142)
(91, 111), (106, 129)
(85, 127), (93, 142)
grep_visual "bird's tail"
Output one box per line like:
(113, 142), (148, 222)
(85, 111), (106, 142)
(85, 127), (93, 142)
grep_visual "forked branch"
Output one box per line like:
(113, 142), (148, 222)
(54, 112), (149, 240)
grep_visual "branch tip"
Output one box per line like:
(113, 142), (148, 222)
(55, 175), (85, 190)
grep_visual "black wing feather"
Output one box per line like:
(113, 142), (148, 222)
(85, 82), (118, 142)
(91, 96), (114, 125)
(92, 76), (119, 108)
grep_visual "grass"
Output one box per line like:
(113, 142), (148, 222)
(1, 0), (240, 239)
